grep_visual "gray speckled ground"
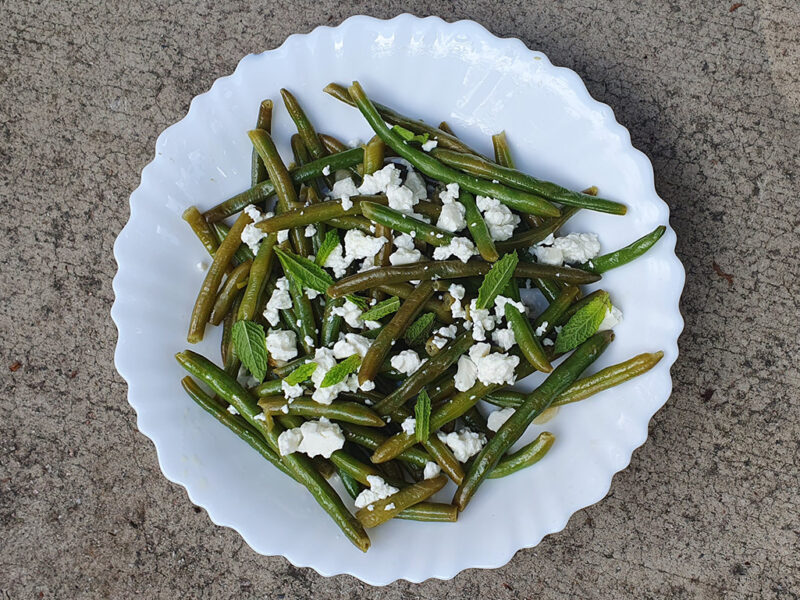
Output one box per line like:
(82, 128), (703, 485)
(2, 1), (798, 598)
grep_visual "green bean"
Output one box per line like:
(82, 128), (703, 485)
(458, 190), (499, 262)
(284, 280), (316, 354)
(396, 502), (458, 522)
(325, 82), (482, 157)
(373, 330), (474, 416)
(211, 222), (255, 265)
(175, 350), (370, 551)
(237, 235), (277, 322)
(438, 121), (455, 135)
(319, 133), (349, 154)
(356, 474), (448, 528)
(253, 378), (282, 397)
(328, 260), (600, 298)
(360, 201), (455, 247)
(431, 147), (627, 216)
(180, 376), (296, 480)
(209, 259), (251, 325)
(359, 282), (434, 385)
(255, 196), (387, 233)
(420, 436), (465, 485)
(203, 148), (364, 222)
(363, 136), (385, 175)
(462, 406), (492, 438)
(339, 423), (431, 469)
(533, 278), (563, 304)
(182, 206), (219, 256)
(488, 432), (554, 478)
(337, 466), (362, 499)
(251, 99), (273, 186)
(453, 331), (613, 510)
(188, 212), (250, 343)
(347, 82), (560, 217)
(410, 201), (442, 221)
(532, 285), (581, 337)
(220, 290), (243, 367)
(581, 226), (666, 273)
(281, 88), (326, 160)
(248, 129), (301, 213)
(496, 206), (581, 252)
(327, 215), (373, 233)
(492, 131), (514, 169)
(258, 397), (385, 428)
(375, 283), (453, 324)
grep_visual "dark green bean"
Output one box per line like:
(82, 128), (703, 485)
(375, 283), (453, 324)
(491, 131), (514, 169)
(255, 196), (387, 233)
(211, 222), (255, 265)
(581, 226), (666, 273)
(182, 206), (219, 256)
(496, 206), (581, 252)
(258, 397), (385, 427)
(337, 466), (362, 499)
(339, 423), (431, 469)
(488, 432), (554, 478)
(209, 259), (251, 326)
(460, 190), (499, 262)
(420, 436), (464, 485)
(360, 201), (455, 247)
(238, 235), (278, 322)
(281, 88), (326, 160)
(356, 475), (448, 528)
(532, 285), (581, 336)
(453, 331), (613, 510)
(251, 99), (273, 186)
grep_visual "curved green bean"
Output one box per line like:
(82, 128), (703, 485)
(209, 259), (251, 326)
(420, 436), (464, 485)
(376, 283), (454, 324)
(237, 235), (277, 322)
(339, 423), (431, 469)
(460, 190), (499, 262)
(182, 206), (219, 256)
(281, 88), (326, 160)
(581, 226), (666, 273)
(356, 474), (448, 528)
(488, 432), (554, 478)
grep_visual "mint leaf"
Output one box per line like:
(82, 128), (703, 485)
(554, 292), (610, 354)
(231, 320), (268, 382)
(315, 230), (340, 267)
(361, 296), (400, 321)
(392, 125), (430, 145)
(284, 361), (318, 386)
(404, 312), (436, 346)
(346, 294), (370, 311)
(476, 251), (518, 310)
(320, 354), (361, 388)
(414, 389), (431, 443)
(275, 247), (333, 294)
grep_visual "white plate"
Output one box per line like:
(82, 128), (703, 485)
(112, 14), (684, 585)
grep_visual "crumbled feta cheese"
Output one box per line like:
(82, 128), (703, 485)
(432, 237), (477, 263)
(331, 177), (359, 200)
(401, 416), (416, 435)
(303, 335), (315, 348)
(282, 379), (304, 400)
(436, 200), (467, 233)
(421, 139), (438, 152)
(494, 295), (527, 320)
(236, 364), (261, 388)
(331, 299), (366, 329)
(475, 195), (520, 241)
(359, 379), (375, 391)
(469, 342), (519, 386)
(435, 325), (457, 339)
(358, 163), (402, 195)
(226, 404), (239, 415)
(437, 429), (486, 462)
(322, 164), (331, 176)
(431, 336), (449, 350)
(404, 170), (428, 201)
(553, 232), (601, 263)
(394, 233), (415, 250)
(467, 298), (498, 341)
(309, 347), (359, 404)
(354, 475), (399, 509)
(280, 404), (289, 414)
(344, 229), (387, 262)
(534, 245), (564, 266)
(534, 321), (548, 337)
(487, 407), (515, 432)
(439, 183), (459, 204)
(253, 412), (267, 421)
(241, 223), (267, 255)
(333, 333), (373, 359)
(454, 355), (478, 391)
(389, 246), (422, 265)
(306, 288), (320, 300)
(277, 427), (303, 455)
(598, 305), (623, 331)
(448, 284), (467, 319)
(277, 417), (345, 458)
(423, 461), (441, 479)
(265, 329), (298, 362)
(543, 337), (554, 346)
(385, 502), (396, 510)
(304, 224), (317, 237)
(277, 229), (289, 244)
(323, 243), (351, 278)
(391, 350), (422, 375)
(491, 326), (517, 350)
(386, 185), (418, 215)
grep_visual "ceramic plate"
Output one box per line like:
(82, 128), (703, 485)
(112, 14), (684, 585)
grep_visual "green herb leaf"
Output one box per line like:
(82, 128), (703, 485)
(414, 389), (431, 443)
(275, 247), (333, 294)
(404, 312), (436, 346)
(315, 230), (340, 267)
(284, 361), (318, 386)
(554, 292), (611, 354)
(391, 125), (430, 145)
(231, 320), (268, 382)
(475, 251), (518, 310)
(346, 294), (370, 311)
(320, 354), (361, 388)
(360, 296), (400, 321)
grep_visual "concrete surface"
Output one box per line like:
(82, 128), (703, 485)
(1, 1), (798, 598)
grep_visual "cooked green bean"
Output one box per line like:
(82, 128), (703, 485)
(462, 406), (492, 438)
(339, 423), (431, 469)
(347, 82), (560, 217)
(373, 330), (474, 416)
(359, 281), (434, 385)
(420, 435), (465, 485)
(281, 88), (327, 161)
(175, 350), (370, 551)
(376, 283), (454, 323)
(182, 206), (219, 256)
(356, 474), (448, 528)
(505, 301), (552, 373)
(581, 226), (666, 273)
(325, 82), (482, 157)
(338, 466), (362, 499)
(251, 99), (273, 186)
(209, 259), (251, 326)
(211, 222), (255, 265)
(431, 147), (627, 216)
(258, 397), (385, 427)
(363, 136), (385, 174)
(438, 121), (455, 135)
(395, 502), (458, 522)
(532, 285), (581, 336)
(360, 201), (455, 247)
(237, 235), (277, 322)
(492, 131), (514, 169)
(453, 331), (613, 510)
(203, 148), (364, 222)
(188, 212), (250, 343)
(328, 260), (600, 298)
(319, 133), (349, 154)
(533, 277), (563, 304)
(488, 432), (554, 478)
(220, 290), (242, 368)
(285, 279), (316, 354)
(459, 190), (499, 262)
(255, 196), (387, 233)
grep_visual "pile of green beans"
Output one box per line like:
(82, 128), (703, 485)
(176, 83), (668, 551)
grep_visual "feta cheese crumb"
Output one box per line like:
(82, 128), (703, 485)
(475, 195), (520, 241)
(359, 379), (375, 391)
(323, 243), (350, 278)
(358, 163), (402, 195)
(253, 412), (267, 421)
(448, 283), (467, 319)
(432, 237), (477, 263)
(340, 196), (353, 211)
(331, 177), (359, 201)
(467, 298), (498, 341)
(535, 321), (548, 337)
(277, 417), (345, 458)
(487, 407), (515, 432)
(389, 246), (421, 265)
(401, 417), (416, 435)
(391, 350), (423, 375)
(309, 347), (359, 404)
(437, 429), (486, 462)
(333, 333), (373, 359)
(439, 183), (459, 204)
(469, 343), (519, 386)
(354, 475), (399, 509)
(282, 379), (304, 400)
(421, 139), (438, 152)
(344, 229), (387, 262)
(265, 329), (298, 362)
(322, 164), (331, 176)
(386, 184), (418, 215)
(385, 502), (396, 510)
(304, 224), (317, 238)
(491, 326), (517, 350)
(598, 305), (623, 331)
(534, 245), (564, 266)
(331, 299), (366, 329)
(553, 232), (601, 263)
(454, 355), (478, 391)
(423, 461), (441, 479)
(226, 404), (239, 415)
(404, 170), (428, 201)
(277, 427), (303, 455)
